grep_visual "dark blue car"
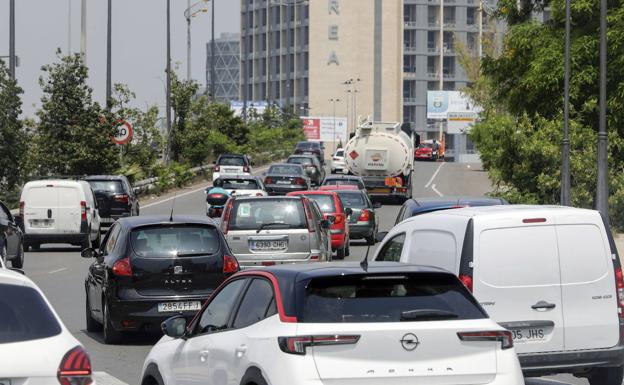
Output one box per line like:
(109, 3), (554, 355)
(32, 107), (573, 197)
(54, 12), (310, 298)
(394, 196), (508, 225)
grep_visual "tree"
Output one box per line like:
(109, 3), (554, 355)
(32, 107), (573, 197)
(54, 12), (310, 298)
(170, 71), (199, 162)
(32, 51), (117, 176)
(0, 60), (27, 194)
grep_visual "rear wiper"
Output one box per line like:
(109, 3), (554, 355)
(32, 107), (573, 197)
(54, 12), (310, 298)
(176, 251), (211, 257)
(400, 309), (459, 321)
(256, 222), (291, 233)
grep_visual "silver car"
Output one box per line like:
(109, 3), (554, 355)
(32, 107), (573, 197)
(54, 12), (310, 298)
(221, 196), (333, 267)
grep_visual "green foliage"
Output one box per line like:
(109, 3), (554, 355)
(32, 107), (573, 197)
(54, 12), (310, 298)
(152, 162), (194, 193)
(170, 72), (199, 162)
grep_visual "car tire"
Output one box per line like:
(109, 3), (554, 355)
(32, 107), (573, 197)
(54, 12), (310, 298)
(103, 301), (122, 344)
(81, 231), (91, 250)
(588, 366), (624, 385)
(331, 168), (336, 174)
(12, 243), (24, 269)
(86, 295), (103, 332)
(345, 240), (350, 257)
(336, 245), (346, 260)
(31, 243), (40, 251)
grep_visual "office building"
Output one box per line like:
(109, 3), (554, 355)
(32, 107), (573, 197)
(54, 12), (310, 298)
(206, 32), (241, 102)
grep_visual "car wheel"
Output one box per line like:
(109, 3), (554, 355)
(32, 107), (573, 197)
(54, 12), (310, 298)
(85, 294), (103, 332)
(31, 243), (40, 251)
(103, 301), (122, 344)
(588, 366), (624, 385)
(345, 239), (351, 257)
(81, 231), (91, 250)
(336, 245), (346, 260)
(12, 243), (24, 269)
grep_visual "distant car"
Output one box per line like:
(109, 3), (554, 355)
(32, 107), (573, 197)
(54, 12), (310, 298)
(263, 163), (311, 195)
(321, 174), (366, 190)
(287, 191), (351, 259)
(414, 140), (441, 161)
(85, 175), (140, 228)
(0, 199), (24, 268)
(331, 187), (380, 245)
(293, 141), (325, 164)
(330, 147), (347, 174)
(287, 155), (326, 186)
(394, 196), (508, 225)
(221, 196), (333, 266)
(213, 154), (252, 181)
(82, 215), (239, 344)
(0, 269), (94, 385)
(211, 175), (267, 198)
(142, 263), (524, 385)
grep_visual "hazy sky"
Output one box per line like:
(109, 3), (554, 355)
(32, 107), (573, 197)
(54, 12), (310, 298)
(0, 0), (240, 117)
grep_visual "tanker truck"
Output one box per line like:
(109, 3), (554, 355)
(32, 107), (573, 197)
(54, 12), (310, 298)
(343, 120), (415, 202)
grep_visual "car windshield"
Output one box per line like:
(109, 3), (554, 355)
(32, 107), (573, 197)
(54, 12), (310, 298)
(288, 157), (314, 165)
(218, 157), (245, 166)
(87, 180), (123, 193)
(268, 165), (303, 175)
(298, 194), (335, 213)
(0, 284), (62, 343)
(337, 191), (367, 208)
(130, 225), (220, 257)
(335, 149), (344, 157)
(229, 199), (306, 231)
(301, 273), (486, 323)
(216, 178), (259, 190)
(419, 143), (434, 149)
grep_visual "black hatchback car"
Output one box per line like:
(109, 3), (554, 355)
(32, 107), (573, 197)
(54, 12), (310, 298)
(82, 215), (239, 344)
(0, 200), (24, 268)
(85, 175), (139, 228)
(293, 141), (325, 165)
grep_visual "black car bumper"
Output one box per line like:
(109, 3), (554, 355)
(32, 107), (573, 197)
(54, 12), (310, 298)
(24, 233), (87, 245)
(520, 344), (624, 377)
(266, 185), (308, 195)
(349, 223), (375, 239)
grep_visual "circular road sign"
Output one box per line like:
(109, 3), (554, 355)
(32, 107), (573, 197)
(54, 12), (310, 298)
(112, 120), (133, 145)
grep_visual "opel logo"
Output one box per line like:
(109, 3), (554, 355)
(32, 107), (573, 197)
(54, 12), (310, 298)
(173, 266), (183, 275)
(400, 333), (419, 351)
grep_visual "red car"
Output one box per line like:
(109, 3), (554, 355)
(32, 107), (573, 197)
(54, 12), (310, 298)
(414, 140), (441, 161)
(286, 191), (351, 259)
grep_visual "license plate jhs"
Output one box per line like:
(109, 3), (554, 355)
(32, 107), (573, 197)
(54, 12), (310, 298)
(512, 328), (545, 341)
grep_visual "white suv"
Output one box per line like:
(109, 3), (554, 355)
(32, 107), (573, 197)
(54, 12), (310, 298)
(141, 263), (524, 385)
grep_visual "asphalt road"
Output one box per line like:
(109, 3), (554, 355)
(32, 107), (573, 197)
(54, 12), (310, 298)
(21, 161), (592, 385)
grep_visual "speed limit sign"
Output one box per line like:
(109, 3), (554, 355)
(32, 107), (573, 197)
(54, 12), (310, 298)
(112, 120), (133, 145)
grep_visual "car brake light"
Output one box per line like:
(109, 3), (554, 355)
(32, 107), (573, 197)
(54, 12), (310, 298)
(113, 194), (129, 203)
(523, 218), (546, 223)
(278, 335), (360, 355)
(57, 345), (92, 385)
(256, 192), (264, 196)
(459, 274), (473, 292)
(19, 201), (24, 218)
(223, 255), (239, 273)
(457, 330), (513, 350)
(80, 201), (87, 221)
(243, 166), (250, 173)
(221, 199), (234, 234)
(214, 165), (220, 172)
(333, 157), (340, 161)
(294, 178), (306, 186)
(615, 267), (624, 319)
(264, 177), (273, 185)
(358, 209), (370, 222)
(112, 257), (132, 277)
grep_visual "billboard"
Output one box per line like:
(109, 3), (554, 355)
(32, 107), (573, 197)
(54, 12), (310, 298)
(230, 101), (269, 117)
(447, 112), (478, 134)
(302, 117), (348, 142)
(427, 91), (481, 119)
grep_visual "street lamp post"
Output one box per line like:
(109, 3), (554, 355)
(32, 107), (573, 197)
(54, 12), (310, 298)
(106, 0), (112, 109)
(330, 98), (341, 153)
(9, 0), (15, 79)
(211, 0), (215, 102)
(561, 0), (571, 206)
(183, 0), (210, 82)
(596, 0), (609, 219)
(165, 0), (172, 164)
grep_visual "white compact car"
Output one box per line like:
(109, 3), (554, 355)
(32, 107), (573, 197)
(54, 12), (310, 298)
(20, 179), (102, 250)
(212, 154), (253, 181)
(330, 148), (346, 174)
(212, 175), (267, 198)
(374, 205), (624, 384)
(141, 263), (524, 385)
(0, 269), (94, 384)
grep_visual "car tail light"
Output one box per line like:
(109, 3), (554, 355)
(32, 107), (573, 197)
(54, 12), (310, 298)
(459, 274), (473, 292)
(57, 345), (92, 385)
(19, 201), (24, 218)
(243, 166), (250, 173)
(294, 178), (306, 186)
(358, 209), (370, 222)
(333, 157), (340, 161)
(457, 330), (513, 350)
(223, 255), (239, 273)
(278, 335), (360, 355)
(264, 177), (273, 185)
(113, 194), (129, 203)
(522, 218), (546, 223)
(615, 267), (624, 319)
(214, 165), (220, 172)
(256, 193), (264, 196)
(80, 201), (87, 221)
(262, 261), (276, 266)
(221, 199), (234, 234)
(112, 257), (132, 277)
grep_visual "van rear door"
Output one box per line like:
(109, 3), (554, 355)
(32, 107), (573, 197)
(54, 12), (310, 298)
(24, 185), (59, 233)
(556, 215), (620, 350)
(474, 219), (565, 354)
(56, 186), (82, 234)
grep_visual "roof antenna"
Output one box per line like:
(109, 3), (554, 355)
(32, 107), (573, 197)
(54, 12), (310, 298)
(169, 192), (177, 222)
(360, 244), (370, 272)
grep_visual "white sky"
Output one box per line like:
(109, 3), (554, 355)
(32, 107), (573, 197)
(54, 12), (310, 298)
(0, 0), (240, 117)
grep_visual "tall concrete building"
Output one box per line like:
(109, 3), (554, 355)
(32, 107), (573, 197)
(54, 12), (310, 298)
(206, 32), (241, 102)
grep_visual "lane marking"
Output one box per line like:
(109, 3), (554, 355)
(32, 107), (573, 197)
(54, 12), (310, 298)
(431, 184), (444, 197)
(48, 267), (67, 274)
(424, 162), (445, 188)
(94, 372), (130, 385)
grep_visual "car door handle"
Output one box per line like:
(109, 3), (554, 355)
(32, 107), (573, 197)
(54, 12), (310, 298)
(199, 350), (210, 362)
(235, 345), (247, 357)
(531, 301), (556, 311)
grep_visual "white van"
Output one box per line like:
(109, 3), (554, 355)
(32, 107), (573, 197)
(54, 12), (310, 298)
(20, 180), (101, 250)
(373, 205), (624, 384)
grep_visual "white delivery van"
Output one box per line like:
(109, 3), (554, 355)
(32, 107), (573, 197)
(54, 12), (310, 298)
(20, 180), (101, 250)
(373, 205), (624, 384)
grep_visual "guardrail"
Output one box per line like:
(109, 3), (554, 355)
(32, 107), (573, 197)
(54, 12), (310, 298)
(132, 163), (214, 195)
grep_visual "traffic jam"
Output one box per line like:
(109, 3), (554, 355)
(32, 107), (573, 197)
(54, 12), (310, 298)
(1, 120), (623, 385)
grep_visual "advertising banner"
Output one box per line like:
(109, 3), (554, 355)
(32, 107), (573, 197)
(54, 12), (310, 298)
(302, 117), (348, 142)
(447, 112), (478, 134)
(427, 91), (481, 119)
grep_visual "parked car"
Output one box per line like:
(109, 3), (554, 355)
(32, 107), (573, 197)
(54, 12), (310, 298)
(321, 174), (366, 190)
(330, 147), (347, 174)
(142, 263), (524, 385)
(211, 175), (267, 198)
(82, 215), (239, 344)
(414, 140), (442, 161)
(293, 141), (325, 164)
(221, 196), (332, 266)
(287, 155), (326, 186)
(263, 163), (311, 195)
(287, 191), (351, 259)
(85, 175), (140, 228)
(0, 199), (24, 268)
(374, 205), (624, 384)
(394, 196), (508, 225)
(0, 268), (93, 385)
(213, 154), (253, 181)
(324, 186), (380, 245)
(20, 179), (101, 250)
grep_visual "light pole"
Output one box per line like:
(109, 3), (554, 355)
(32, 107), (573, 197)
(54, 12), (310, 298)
(80, 0), (87, 62)
(106, 0), (112, 109)
(68, 0), (72, 54)
(165, 0), (172, 164)
(330, 98), (341, 153)
(344, 78), (360, 132)
(596, 0), (609, 219)
(211, 0), (215, 102)
(561, 0), (571, 206)
(184, 0), (210, 81)
(9, 0), (15, 79)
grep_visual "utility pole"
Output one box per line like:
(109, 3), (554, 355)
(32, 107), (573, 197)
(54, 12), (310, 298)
(477, 0), (483, 57)
(561, 0), (571, 206)
(165, 0), (173, 164)
(68, 0), (72, 54)
(330, 98), (341, 153)
(106, 0), (112, 109)
(80, 0), (87, 62)
(210, 0), (216, 102)
(9, 0), (16, 79)
(596, 0), (609, 219)
(438, 0), (445, 149)
(266, 0), (272, 103)
(187, 0), (191, 81)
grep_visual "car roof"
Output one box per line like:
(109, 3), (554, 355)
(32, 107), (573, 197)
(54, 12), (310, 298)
(218, 153), (246, 158)
(288, 190), (338, 197)
(84, 175), (126, 181)
(234, 195), (302, 202)
(24, 179), (85, 187)
(216, 174), (258, 180)
(324, 175), (363, 180)
(408, 196), (505, 206)
(117, 215), (220, 229)
(426, 204), (596, 219)
(0, 268), (37, 287)
(319, 185), (360, 191)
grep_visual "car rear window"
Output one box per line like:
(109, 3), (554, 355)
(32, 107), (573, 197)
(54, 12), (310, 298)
(298, 194), (336, 213)
(130, 225), (220, 257)
(288, 157), (313, 165)
(219, 157), (245, 166)
(87, 180), (124, 193)
(216, 178), (259, 190)
(301, 273), (486, 323)
(297, 142), (319, 149)
(0, 284), (62, 343)
(268, 165), (303, 175)
(337, 192), (367, 208)
(335, 149), (344, 157)
(229, 199), (306, 231)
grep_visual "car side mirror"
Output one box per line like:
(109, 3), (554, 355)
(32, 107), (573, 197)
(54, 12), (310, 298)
(9, 267), (25, 275)
(326, 215), (336, 224)
(344, 208), (353, 216)
(373, 202), (382, 209)
(320, 219), (331, 229)
(81, 248), (98, 259)
(375, 231), (388, 243)
(161, 315), (188, 338)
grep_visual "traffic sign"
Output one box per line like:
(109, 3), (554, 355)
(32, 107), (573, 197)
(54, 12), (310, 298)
(112, 120), (133, 145)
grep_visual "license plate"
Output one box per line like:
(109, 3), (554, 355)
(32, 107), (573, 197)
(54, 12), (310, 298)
(0, 379), (11, 385)
(224, 168), (239, 173)
(250, 240), (288, 251)
(101, 217), (115, 223)
(276, 180), (291, 185)
(157, 301), (201, 313)
(369, 188), (391, 194)
(303, 151), (314, 155)
(511, 328), (545, 342)
(31, 219), (53, 228)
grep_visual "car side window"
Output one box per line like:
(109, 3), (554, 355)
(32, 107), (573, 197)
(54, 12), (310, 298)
(395, 205), (407, 225)
(195, 279), (247, 335)
(103, 224), (121, 255)
(232, 278), (276, 329)
(376, 233), (406, 262)
(0, 203), (10, 221)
